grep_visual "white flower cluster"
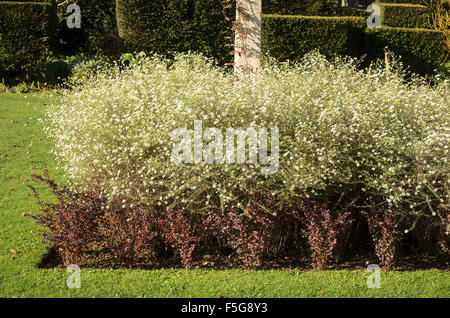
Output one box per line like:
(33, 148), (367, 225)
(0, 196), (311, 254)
(45, 52), (449, 217)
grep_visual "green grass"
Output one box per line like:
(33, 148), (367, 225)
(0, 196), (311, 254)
(0, 92), (449, 298)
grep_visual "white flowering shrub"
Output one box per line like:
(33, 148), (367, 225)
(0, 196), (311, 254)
(68, 57), (115, 88)
(46, 53), (449, 223)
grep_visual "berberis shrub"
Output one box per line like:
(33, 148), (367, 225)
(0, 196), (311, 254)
(363, 204), (405, 271)
(298, 201), (352, 270)
(44, 52), (449, 268)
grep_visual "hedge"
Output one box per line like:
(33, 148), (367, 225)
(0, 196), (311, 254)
(263, 0), (367, 16)
(262, 15), (447, 74)
(262, 15), (366, 61)
(191, 0), (234, 65)
(263, 0), (339, 15)
(336, 6), (368, 17)
(376, 0), (426, 4)
(116, 0), (234, 64)
(0, 1), (56, 84)
(378, 3), (430, 29)
(2, 0), (445, 83)
(56, 0), (117, 55)
(365, 27), (448, 73)
(115, 0), (365, 62)
(116, 4), (447, 75)
(116, 0), (192, 55)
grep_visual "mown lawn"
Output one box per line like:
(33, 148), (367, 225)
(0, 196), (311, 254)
(0, 92), (448, 298)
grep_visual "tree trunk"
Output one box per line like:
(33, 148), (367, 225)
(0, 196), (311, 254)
(234, 0), (261, 74)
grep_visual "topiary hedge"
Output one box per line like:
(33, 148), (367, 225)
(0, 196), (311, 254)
(0, 1), (56, 84)
(262, 0), (367, 16)
(365, 27), (448, 73)
(263, 0), (339, 15)
(261, 14), (447, 74)
(115, 1), (446, 75)
(115, 0), (367, 65)
(377, 0), (425, 3)
(378, 3), (430, 29)
(262, 15), (366, 61)
(116, 0), (191, 56)
(191, 0), (234, 65)
(56, 0), (118, 56)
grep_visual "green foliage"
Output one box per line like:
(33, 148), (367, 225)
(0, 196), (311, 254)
(44, 59), (71, 85)
(438, 61), (450, 76)
(263, 0), (339, 15)
(378, 0), (425, 3)
(73, 0), (116, 29)
(114, 1), (445, 74)
(116, 0), (191, 55)
(378, 3), (430, 28)
(55, 0), (118, 56)
(336, 6), (368, 17)
(114, 1), (366, 66)
(365, 27), (448, 74)
(0, 1), (56, 84)
(262, 15), (366, 61)
(42, 54), (114, 86)
(262, 0), (309, 14)
(116, 0), (233, 64)
(66, 56), (112, 87)
(263, 0), (367, 16)
(191, 0), (234, 65)
(120, 51), (147, 66)
(261, 14), (447, 74)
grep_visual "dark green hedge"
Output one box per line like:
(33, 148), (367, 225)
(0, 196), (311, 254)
(116, 1), (368, 65)
(74, 0), (116, 29)
(116, 0), (233, 64)
(263, 0), (307, 15)
(56, 0), (118, 56)
(263, 0), (339, 15)
(116, 1), (446, 75)
(262, 15), (366, 61)
(115, 0), (364, 62)
(336, 6), (367, 17)
(377, 0), (424, 3)
(263, 0), (367, 16)
(116, 0), (191, 55)
(0, 1), (56, 84)
(262, 15), (447, 75)
(191, 0), (234, 65)
(365, 27), (448, 74)
(379, 3), (430, 29)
